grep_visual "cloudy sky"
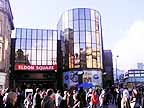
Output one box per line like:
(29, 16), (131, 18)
(10, 0), (144, 71)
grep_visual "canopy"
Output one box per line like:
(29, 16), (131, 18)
(77, 82), (94, 89)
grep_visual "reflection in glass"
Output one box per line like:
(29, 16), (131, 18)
(79, 8), (85, 19)
(43, 30), (47, 39)
(92, 58), (97, 68)
(91, 10), (95, 20)
(53, 31), (57, 40)
(74, 44), (80, 68)
(32, 30), (37, 39)
(26, 49), (31, 62)
(86, 55), (92, 68)
(73, 9), (78, 20)
(37, 50), (41, 60)
(80, 43), (86, 51)
(80, 32), (85, 42)
(16, 29), (21, 38)
(27, 29), (32, 39)
(74, 20), (79, 31)
(74, 32), (79, 43)
(69, 21), (73, 29)
(32, 40), (36, 49)
(86, 20), (91, 31)
(79, 20), (85, 31)
(26, 39), (32, 49)
(86, 32), (91, 43)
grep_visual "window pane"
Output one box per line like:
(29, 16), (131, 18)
(42, 50), (47, 61)
(31, 40), (36, 50)
(21, 29), (26, 38)
(42, 40), (47, 49)
(91, 20), (96, 31)
(16, 29), (21, 38)
(85, 9), (90, 19)
(37, 50), (41, 60)
(74, 20), (79, 31)
(48, 40), (52, 50)
(26, 39), (32, 49)
(47, 60), (52, 65)
(74, 44), (80, 68)
(48, 51), (52, 60)
(31, 60), (36, 65)
(37, 30), (42, 39)
(37, 40), (42, 49)
(86, 43), (92, 55)
(31, 50), (36, 60)
(92, 32), (96, 43)
(53, 41), (57, 50)
(16, 39), (21, 49)
(69, 21), (73, 29)
(68, 10), (73, 21)
(73, 9), (78, 20)
(48, 30), (52, 40)
(42, 61), (47, 65)
(86, 20), (91, 31)
(32, 30), (37, 39)
(43, 30), (47, 40)
(91, 10), (95, 20)
(86, 55), (92, 68)
(80, 43), (86, 52)
(80, 32), (85, 42)
(93, 59), (97, 68)
(92, 44), (96, 51)
(79, 8), (85, 19)
(26, 50), (31, 62)
(53, 31), (57, 40)
(86, 32), (91, 43)
(74, 32), (79, 43)
(79, 20), (85, 31)
(27, 29), (31, 39)
(53, 51), (57, 59)
(37, 60), (41, 65)
(21, 39), (26, 49)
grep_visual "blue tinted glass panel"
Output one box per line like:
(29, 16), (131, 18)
(27, 29), (31, 39)
(16, 29), (21, 38)
(86, 20), (91, 31)
(74, 32), (79, 43)
(32, 30), (37, 39)
(80, 32), (85, 42)
(48, 30), (53, 40)
(53, 31), (57, 40)
(79, 8), (85, 19)
(79, 20), (85, 31)
(32, 40), (36, 49)
(21, 29), (26, 38)
(43, 30), (47, 39)
(37, 30), (42, 39)
(42, 40), (47, 50)
(91, 20), (96, 31)
(92, 32), (96, 43)
(21, 39), (26, 49)
(74, 20), (79, 31)
(73, 9), (78, 20)
(37, 40), (42, 49)
(86, 32), (91, 43)
(26, 39), (32, 49)
(80, 43), (86, 51)
(85, 9), (90, 19)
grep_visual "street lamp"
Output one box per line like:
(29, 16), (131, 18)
(116, 55), (119, 81)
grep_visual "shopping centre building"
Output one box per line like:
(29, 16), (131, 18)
(10, 8), (113, 90)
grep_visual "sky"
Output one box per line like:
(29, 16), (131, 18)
(10, 0), (144, 71)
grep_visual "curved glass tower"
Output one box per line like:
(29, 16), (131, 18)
(57, 8), (103, 70)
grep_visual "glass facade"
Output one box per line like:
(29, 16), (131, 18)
(15, 28), (57, 65)
(57, 8), (103, 70)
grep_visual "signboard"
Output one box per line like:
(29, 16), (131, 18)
(15, 64), (57, 71)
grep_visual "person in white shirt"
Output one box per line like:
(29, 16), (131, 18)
(55, 90), (63, 108)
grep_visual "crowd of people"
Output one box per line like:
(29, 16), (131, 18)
(0, 85), (144, 108)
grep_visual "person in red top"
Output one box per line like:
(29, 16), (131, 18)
(91, 90), (98, 108)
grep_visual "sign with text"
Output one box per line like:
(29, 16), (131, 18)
(15, 64), (57, 71)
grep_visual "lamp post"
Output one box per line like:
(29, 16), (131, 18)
(116, 55), (119, 82)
